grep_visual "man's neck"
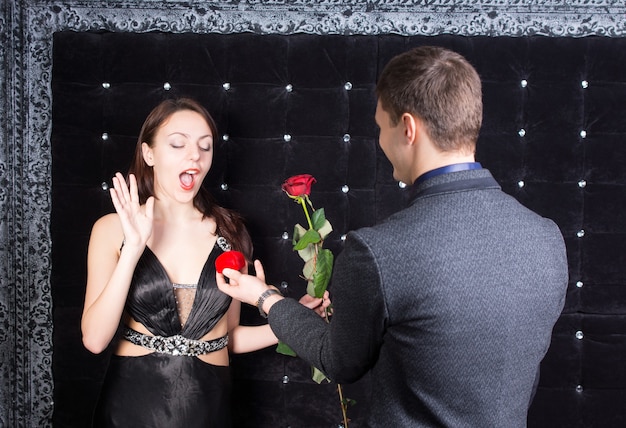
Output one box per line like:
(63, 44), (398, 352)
(415, 161), (482, 185)
(412, 152), (476, 184)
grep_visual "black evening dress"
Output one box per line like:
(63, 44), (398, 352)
(92, 241), (233, 428)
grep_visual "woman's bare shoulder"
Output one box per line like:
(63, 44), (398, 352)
(90, 213), (123, 244)
(92, 212), (121, 229)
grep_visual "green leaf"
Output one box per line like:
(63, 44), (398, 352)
(311, 366), (330, 384)
(276, 341), (297, 357)
(292, 223), (306, 244)
(312, 248), (334, 298)
(294, 225), (315, 261)
(317, 219), (333, 240)
(293, 229), (321, 250)
(306, 280), (315, 297)
(344, 398), (357, 407)
(297, 245), (315, 263)
(311, 208), (326, 230)
(303, 259), (316, 281)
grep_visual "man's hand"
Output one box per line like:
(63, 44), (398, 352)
(217, 260), (332, 318)
(299, 291), (332, 318)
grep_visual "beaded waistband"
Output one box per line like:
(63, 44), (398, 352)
(122, 327), (228, 356)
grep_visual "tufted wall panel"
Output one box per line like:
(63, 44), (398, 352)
(49, 32), (626, 427)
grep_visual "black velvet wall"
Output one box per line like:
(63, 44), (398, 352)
(51, 33), (626, 427)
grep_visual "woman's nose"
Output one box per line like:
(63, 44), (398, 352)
(188, 144), (200, 160)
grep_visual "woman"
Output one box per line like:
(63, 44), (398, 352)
(82, 98), (324, 427)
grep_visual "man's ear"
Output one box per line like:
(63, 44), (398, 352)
(141, 142), (154, 166)
(401, 113), (418, 145)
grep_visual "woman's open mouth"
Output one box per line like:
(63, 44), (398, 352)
(179, 169), (198, 191)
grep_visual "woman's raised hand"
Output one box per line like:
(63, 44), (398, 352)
(109, 172), (154, 250)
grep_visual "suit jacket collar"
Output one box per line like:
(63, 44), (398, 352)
(409, 168), (501, 205)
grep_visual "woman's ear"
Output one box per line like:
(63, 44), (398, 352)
(141, 142), (154, 166)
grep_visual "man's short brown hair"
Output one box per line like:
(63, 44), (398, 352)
(376, 46), (483, 153)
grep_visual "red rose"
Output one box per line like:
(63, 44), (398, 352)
(282, 174), (316, 197)
(215, 250), (246, 274)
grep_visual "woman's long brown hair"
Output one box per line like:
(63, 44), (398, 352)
(128, 98), (252, 259)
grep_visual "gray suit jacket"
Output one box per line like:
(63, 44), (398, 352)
(270, 168), (568, 427)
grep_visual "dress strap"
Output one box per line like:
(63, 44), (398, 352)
(122, 327), (228, 356)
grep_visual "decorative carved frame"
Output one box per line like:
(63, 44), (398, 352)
(0, 0), (623, 426)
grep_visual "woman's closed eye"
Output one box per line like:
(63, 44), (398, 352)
(198, 136), (213, 152)
(169, 138), (186, 149)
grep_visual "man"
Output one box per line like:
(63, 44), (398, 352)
(217, 46), (568, 427)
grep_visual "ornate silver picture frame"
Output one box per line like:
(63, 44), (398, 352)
(1, 1), (623, 425)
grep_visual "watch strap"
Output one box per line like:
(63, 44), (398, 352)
(256, 289), (282, 318)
